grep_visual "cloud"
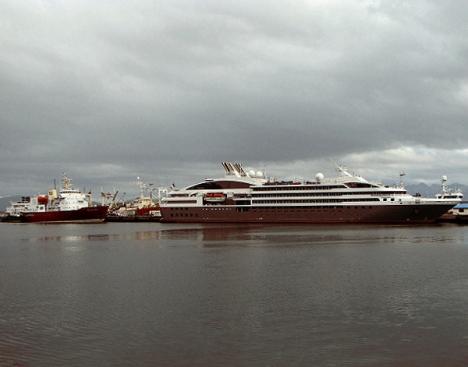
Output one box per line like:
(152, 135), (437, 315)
(1, 0), (468, 197)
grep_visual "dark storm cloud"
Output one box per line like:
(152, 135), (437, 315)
(1, 0), (468, 197)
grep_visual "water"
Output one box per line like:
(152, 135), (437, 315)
(1, 222), (468, 366)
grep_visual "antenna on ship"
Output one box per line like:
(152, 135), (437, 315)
(399, 172), (406, 188)
(148, 182), (154, 202)
(61, 172), (72, 190)
(330, 158), (353, 178)
(135, 176), (146, 199)
(440, 175), (449, 195)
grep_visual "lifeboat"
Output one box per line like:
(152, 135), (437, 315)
(204, 192), (226, 202)
(38, 195), (49, 204)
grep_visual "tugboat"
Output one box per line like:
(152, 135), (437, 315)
(2, 195), (49, 222)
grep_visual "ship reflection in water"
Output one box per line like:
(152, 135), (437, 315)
(24, 231), (162, 243)
(21, 224), (350, 244)
(2, 222), (468, 366)
(23, 223), (467, 245)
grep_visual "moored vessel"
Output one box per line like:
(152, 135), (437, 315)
(104, 177), (167, 222)
(160, 161), (461, 224)
(435, 175), (464, 200)
(2, 195), (48, 222)
(18, 173), (108, 223)
(437, 203), (468, 223)
(435, 176), (467, 223)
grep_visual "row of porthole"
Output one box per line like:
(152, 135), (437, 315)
(171, 206), (375, 213)
(202, 208), (231, 210)
(249, 207), (373, 212)
(253, 199), (379, 204)
(170, 213), (198, 217)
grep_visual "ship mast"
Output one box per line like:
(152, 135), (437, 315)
(399, 172), (406, 189)
(61, 172), (73, 190)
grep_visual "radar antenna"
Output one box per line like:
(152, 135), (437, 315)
(399, 172), (406, 188)
(330, 158), (352, 178)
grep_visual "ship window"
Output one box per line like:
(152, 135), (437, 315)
(187, 182), (222, 190)
(187, 180), (251, 190)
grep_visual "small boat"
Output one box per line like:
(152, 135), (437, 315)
(204, 193), (226, 203)
(2, 196), (48, 222)
(437, 203), (468, 223)
(1, 212), (24, 223)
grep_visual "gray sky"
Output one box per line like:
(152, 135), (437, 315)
(2, 0), (468, 199)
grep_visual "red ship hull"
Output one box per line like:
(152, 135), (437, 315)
(22, 206), (108, 223)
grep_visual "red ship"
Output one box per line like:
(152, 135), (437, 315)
(20, 173), (108, 223)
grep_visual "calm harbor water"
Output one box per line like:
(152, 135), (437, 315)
(1, 222), (468, 366)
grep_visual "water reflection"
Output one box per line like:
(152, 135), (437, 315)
(23, 231), (164, 243)
(20, 223), (468, 247)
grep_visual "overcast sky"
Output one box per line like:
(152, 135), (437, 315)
(2, 0), (468, 199)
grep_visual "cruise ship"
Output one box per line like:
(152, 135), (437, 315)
(159, 161), (460, 223)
